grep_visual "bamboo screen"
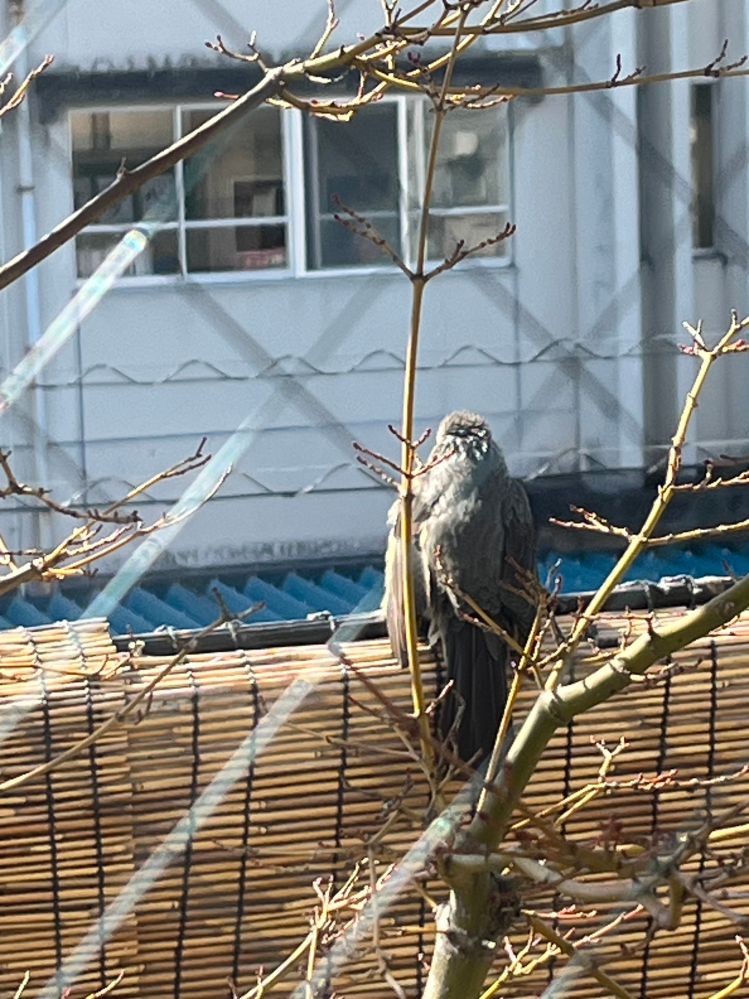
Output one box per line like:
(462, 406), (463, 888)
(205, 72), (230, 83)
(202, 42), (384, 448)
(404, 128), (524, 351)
(0, 611), (748, 999)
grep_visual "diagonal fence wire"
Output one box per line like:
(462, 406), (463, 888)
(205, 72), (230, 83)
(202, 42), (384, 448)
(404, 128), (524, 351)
(291, 772), (485, 999)
(0, 388), (376, 746)
(0, 231), (151, 413)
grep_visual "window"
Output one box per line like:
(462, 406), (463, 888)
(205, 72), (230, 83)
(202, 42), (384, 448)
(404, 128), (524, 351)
(305, 100), (510, 270)
(181, 108), (286, 273)
(305, 103), (401, 269)
(71, 98), (509, 279)
(72, 105), (287, 277)
(408, 102), (509, 266)
(690, 84), (715, 250)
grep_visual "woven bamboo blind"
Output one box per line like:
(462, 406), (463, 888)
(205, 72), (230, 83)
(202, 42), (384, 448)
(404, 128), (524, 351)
(0, 612), (748, 999)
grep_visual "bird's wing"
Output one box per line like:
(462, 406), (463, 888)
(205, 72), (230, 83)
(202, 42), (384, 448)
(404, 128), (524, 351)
(436, 474), (535, 760)
(498, 477), (537, 642)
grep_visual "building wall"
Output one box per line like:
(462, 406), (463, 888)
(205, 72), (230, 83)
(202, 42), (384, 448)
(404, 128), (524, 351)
(1, 0), (746, 571)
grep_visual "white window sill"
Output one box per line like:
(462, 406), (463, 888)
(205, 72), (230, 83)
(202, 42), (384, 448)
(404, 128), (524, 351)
(75, 268), (294, 289)
(301, 256), (514, 280)
(692, 247), (728, 265)
(76, 254), (515, 289)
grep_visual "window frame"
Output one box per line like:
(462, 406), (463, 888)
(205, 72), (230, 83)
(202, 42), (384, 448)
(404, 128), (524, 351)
(70, 95), (513, 286)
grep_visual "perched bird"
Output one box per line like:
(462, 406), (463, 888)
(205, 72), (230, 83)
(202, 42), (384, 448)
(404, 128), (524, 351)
(384, 411), (536, 762)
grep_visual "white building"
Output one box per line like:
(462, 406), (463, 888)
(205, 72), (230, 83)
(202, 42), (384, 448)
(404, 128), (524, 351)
(0, 0), (747, 573)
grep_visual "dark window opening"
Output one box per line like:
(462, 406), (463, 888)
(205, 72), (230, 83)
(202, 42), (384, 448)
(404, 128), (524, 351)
(691, 84), (715, 250)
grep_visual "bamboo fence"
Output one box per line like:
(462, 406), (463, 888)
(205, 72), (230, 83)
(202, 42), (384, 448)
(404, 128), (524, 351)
(0, 611), (748, 998)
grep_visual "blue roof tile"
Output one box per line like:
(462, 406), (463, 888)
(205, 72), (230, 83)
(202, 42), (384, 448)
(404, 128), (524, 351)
(2, 540), (747, 637)
(321, 569), (384, 612)
(209, 579), (281, 624)
(321, 569), (369, 605)
(167, 583), (224, 627)
(6, 596), (51, 628)
(244, 576), (306, 620)
(108, 604), (153, 635)
(722, 549), (749, 575)
(359, 566), (384, 592)
(47, 592), (83, 622)
(127, 588), (200, 631)
(282, 572), (352, 616)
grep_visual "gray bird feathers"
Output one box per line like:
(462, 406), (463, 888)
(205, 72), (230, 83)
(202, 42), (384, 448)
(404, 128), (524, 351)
(383, 410), (536, 762)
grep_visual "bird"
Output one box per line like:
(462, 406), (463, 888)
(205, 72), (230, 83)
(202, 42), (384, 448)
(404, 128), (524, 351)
(384, 410), (536, 763)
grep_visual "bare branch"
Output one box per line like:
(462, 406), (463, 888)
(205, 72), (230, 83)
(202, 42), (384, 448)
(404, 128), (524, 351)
(0, 439), (214, 597)
(526, 914), (638, 999)
(205, 34), (261, 65)
(424, 222), (516, 280)
(310, 0), (340, 60)
(433, 544), (528, 659)
(333, 197), (413, 276)
(81, 971), (126, 999)
(0, 606), (242, 795)
(12, 972), (30, 999)
(647, 517), (749, 547)
(0, 55), (52, 121)
(0, 448), (140, 524)
(551, 504), (632, 540)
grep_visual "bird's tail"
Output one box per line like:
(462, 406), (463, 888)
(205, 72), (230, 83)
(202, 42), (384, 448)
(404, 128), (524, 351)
(436, 622), (509, 764)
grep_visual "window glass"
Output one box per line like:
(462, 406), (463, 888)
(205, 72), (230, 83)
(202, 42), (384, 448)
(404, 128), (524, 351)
(186, 226), (286, 273)
(181, 106), (286, 273)
(691, 84), (715, 249)
(76, 230), (179, 278)
(71, 110), (177, 224)
(305, 104), (399, 269)
(71, 99), (509, 278)
(407, 103), (509, 262)
(426, 212), (508, 261)
(182, 107), (284, 221)
(72, 105), (286, 277)
(427, 107), (505, 209)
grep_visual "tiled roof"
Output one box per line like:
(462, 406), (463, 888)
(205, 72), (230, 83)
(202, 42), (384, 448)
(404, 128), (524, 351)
(2, 544), (746, 636)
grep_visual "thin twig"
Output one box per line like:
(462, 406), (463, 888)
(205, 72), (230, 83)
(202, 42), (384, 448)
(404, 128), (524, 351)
(12, 973), (30, 999)
(237, 933), (313, 999)
(527, 915), (637, 999)
(424, 222), (516, 280)
(705, 938), (749, 999)
(0, 611), (242, 794)
(546, 311), (749, 688)
(0, 55), (52, 120)
(310, 0), (341, 60)
(433, 545), (527, 659)
(333, 197), (413, 275)
(81, 971), (125, 999)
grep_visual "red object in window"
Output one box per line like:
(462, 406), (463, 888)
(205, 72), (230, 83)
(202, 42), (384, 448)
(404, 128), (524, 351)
(235, 248), (286, 270)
